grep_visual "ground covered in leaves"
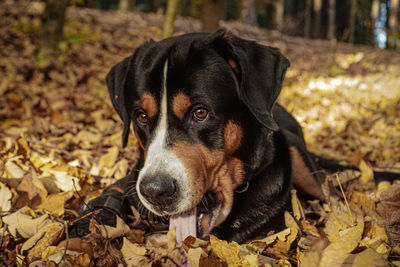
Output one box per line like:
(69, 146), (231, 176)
(1, 1), (400, 266)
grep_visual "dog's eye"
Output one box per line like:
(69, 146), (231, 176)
(136, 110), (148, 125)
(193, 107), (208, 121)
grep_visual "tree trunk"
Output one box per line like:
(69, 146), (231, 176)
(389, 0), (399, 34)
(304, 0), (312, 37)
(241, 0), (257, 26)
(163, 0), (180, 38)
(349, 0), (357, 43)
(313, 0), (322, 38)
(119, 0), (133, 11)
(327, 0), (336, 40)
(273, 0), (283, 31)
(40, 0), (70, 53)
(202, 0), (225, 32)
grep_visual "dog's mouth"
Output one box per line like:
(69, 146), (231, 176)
(169, 192), (218, 243)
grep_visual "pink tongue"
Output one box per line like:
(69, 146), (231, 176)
(169, 207), (197, 243)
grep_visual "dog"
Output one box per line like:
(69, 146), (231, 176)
(69, 29), (397, 244)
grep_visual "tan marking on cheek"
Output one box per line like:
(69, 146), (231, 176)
(224, 121), (243, 154)
(173, 142), (245, 222)
(290, 147), (325, 201)
(172, 92), (191, 119)
(141, 93), (158, 118)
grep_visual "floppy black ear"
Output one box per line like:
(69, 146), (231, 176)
(209, 29), (290, 131)
(106, 56), (132, 147)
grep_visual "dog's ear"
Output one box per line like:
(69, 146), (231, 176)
(106, 56), (132, 147)
(209, 29), (290, 131)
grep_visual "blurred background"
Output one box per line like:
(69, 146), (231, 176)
(36, 0), (400, 49)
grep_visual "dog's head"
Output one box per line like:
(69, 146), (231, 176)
(106, 29), (289, 236)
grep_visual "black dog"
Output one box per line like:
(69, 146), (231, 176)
(70, 29), (396, 243)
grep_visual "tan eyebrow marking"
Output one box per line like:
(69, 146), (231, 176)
(141, 92), (158, 118)
(172, 92), (192, 119)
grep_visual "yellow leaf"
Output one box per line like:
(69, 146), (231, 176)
(291, 189), (303, 220)
(350, 191), (375, 211)
(366, 223), (389, 244)
(359, 160), (374, 184)
(210, 235), (241, 266)
(36, 192), (71, 216)
(243, 253), (259, 267)
(26, 222), (65, 261)
(188, 247), (204, 267)
(167, 227), (176, 249)
(376, 181), (390, 198)
(284, 211), (300, 230)
(98, 146), (119, 169)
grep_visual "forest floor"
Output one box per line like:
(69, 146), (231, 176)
(1, 1), (400, 266)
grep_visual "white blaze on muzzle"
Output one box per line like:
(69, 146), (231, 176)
(136, 60), (191, 215)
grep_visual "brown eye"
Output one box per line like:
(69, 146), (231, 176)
(136, 111), (148, 125)
(193, 107), (208, 121)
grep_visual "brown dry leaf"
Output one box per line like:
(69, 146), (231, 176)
(26, 222), (65, 262)
(17, 168), (47, 202)
(126, 228), (146, 244)
(0, 182), (12, 212)
(57, 238), (94, 257)
(2, 208), (51, 238)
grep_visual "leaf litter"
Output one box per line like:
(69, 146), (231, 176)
(0, 1), (400, 266)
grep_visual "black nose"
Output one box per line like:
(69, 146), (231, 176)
(139, 176), (177, 207)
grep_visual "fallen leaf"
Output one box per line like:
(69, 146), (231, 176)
(210, 235), (241, 266)
(188, 247), (205, 267)
(17, 169), (47, 202)
(0, 182), (12, 212)
(2, 208), (52, 238)
(120, 237), (150, 267)
(359, 160), (374, 184)
(97, 146), (119, 169)
(35, 192), (73, 215)
(350, 191), (375, 211)
(26, 222), (65, 262)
